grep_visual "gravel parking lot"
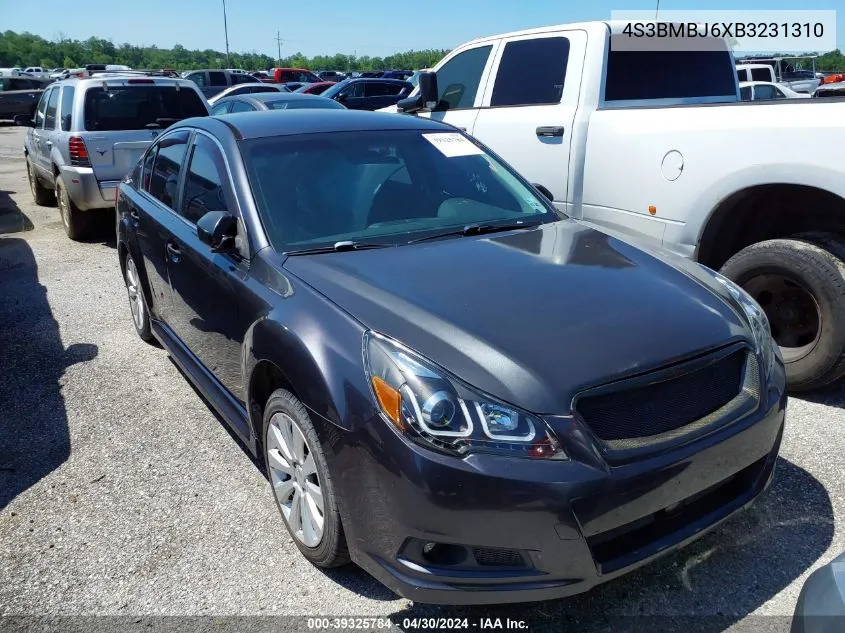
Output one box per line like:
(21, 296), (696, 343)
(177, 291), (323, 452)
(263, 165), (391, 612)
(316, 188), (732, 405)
(0, 123), (843, 633)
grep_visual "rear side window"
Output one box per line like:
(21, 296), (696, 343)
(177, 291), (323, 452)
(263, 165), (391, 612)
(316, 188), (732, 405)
(604, 44), (737, 101)
(187, 72), (207, 87)
(209, 72), (227, 86)
(147, 134), (189, 210)
(740, 86), (752, 100)
(141, 147), (157, 191)
(365, 82), (403, 97)
(751, 67), (772, 82)
(435, 45), (493, 111)
(230, 100), (256, 113)
(181, 136), (230, 224)
(83, 86), (207, 131)
(44, 88), (59, 129)
(491, 37), (570, 107)
(60, 86), (75, 131)
(34, 90), (49, 127)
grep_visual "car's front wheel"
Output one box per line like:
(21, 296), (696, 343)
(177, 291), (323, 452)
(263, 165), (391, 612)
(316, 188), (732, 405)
(123, 251), (154, 343)
(263, 389), (350, 568)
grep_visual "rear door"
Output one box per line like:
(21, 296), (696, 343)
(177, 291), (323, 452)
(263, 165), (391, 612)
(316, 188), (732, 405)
(339, 81), (366, 109)
(364, 81), (405, 110)
(420, 41), (499, 134)
(472, 30), (586, 207)
(29, 88), (50, 174)
(81, 82), (208, 190)
(34, 86), (59, 175)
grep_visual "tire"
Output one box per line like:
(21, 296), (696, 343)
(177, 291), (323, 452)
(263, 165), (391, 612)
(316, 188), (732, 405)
(26, 157), (54, 206)
(720, 238), (845, 392)
(122, 250), (154, 343)
(56, 176), (89, 241)
(262, 389), (350, 568)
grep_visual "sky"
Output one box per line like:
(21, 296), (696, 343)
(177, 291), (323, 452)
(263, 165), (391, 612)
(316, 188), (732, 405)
(3, 0), (843, 58)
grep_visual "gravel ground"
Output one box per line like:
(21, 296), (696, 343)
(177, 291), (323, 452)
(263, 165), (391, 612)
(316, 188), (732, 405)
(0, 124), (843, 633)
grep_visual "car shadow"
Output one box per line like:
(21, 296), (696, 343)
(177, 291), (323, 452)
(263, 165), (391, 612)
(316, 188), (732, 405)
(0, 237), (98, 509)
(792, 377), (845, 409)
(381, 458), (832, 632)
(0, 190), (34, 234)
(77, 209), (117, 248)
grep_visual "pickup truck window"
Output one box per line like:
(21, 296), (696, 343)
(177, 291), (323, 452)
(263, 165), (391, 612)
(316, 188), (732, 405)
(751, 68), (772, 82)
(436, 45), (493, 111)
(187, 72), (207, 87)
(209, 71), (228, 86)
(604, 46), (736, 102)
(491, 37), (569, 107)
(740, 86), (752, 101)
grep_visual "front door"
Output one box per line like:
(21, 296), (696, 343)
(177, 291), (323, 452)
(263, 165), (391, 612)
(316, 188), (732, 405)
(471, 30), (586, 211)
(163, 132), (249, 405)
(420, 41), (500, 135)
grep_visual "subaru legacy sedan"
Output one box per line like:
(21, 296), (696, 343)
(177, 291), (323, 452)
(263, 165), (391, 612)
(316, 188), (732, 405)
(116, 110), (786, 605)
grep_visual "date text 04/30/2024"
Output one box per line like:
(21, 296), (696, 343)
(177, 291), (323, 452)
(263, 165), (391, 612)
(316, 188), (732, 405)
(306, 617), (530, 630)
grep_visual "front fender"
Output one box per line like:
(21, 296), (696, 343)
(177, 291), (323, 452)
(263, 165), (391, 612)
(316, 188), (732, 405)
(243, 297), (376, 437)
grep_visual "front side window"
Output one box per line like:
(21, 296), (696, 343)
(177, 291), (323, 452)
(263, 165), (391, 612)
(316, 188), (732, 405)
(230, 100), (256, 113)
(210, 102), (230, 115)
(147, 133), (189, 210)
(209, 72), (228, 86)
(43, 87), (60, 129)
(181, 136), (230, 224)
(83, 86), (207, 131)
(434, 45), (493, 111)
(187, 72), (207, 87)
(491, 37), (570, 107)
(240, 129), (557, 252)
(754, 84), (777, 100)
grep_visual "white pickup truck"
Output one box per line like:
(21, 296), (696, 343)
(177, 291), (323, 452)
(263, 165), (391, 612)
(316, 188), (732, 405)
(390, 20), (845, 392)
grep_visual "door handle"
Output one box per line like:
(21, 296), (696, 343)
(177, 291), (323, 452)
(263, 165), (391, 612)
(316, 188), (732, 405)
(46, 141), (52, 147)
(129, 209), (140, 221)
(536, 126), (565, 138)
(166, 241), (181, 260)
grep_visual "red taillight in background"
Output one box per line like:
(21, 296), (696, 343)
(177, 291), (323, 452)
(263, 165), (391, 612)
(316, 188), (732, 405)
(68, 136), (91, 167)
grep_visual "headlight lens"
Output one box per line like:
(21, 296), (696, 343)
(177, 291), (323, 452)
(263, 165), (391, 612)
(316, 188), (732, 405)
(712, 272), (778, 376)
(363, 332), (566, 459)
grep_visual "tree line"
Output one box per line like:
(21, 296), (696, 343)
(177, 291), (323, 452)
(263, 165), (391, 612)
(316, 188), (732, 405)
(1, 30), (843, 73)
(0, 30), (448, 72)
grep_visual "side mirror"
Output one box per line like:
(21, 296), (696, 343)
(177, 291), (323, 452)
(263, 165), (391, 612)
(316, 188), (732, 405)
(197, 211), (238, 252)
(14, 114), (35, 128)
(532, 184), (554, 203)
(397, 71), (438, 113)
(335, 92), (348, 102)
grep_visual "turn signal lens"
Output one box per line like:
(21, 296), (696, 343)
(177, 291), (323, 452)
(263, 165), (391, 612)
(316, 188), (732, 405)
(372, 376), (402, 428)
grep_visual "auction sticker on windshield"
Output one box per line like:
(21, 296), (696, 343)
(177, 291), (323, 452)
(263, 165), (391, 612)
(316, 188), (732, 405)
(423, 133), (484, 158)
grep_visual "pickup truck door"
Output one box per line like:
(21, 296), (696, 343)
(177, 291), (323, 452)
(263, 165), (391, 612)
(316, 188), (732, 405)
(471, 30), (587, 209)
(418, 41), (500, 135)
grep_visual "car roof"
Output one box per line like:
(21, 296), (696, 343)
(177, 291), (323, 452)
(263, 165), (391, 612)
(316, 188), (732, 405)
(184, 109), (454, 140)
(341, 78), (411, 85)
(49, 75), (196, 88)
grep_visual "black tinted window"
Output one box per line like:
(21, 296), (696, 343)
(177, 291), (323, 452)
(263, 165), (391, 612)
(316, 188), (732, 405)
(605, 43), (736, 101)
(44, 88), (59, 129)
(83, 86), (207, 131)
(751, 68), (772, 82)
(435, 45), (492, 110)
(491, 37), (569, 107)
(148, 134), (189, 210)
(182, 137), (229, 224)
(9, 78), (37, 90)
(740, 86), (752, 100)
(60, 86), (74, 131)
(209, 72), (228, 86)
(366, 82), (402, 97)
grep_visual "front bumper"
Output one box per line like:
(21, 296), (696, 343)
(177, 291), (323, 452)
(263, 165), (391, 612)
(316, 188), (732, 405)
(324, 366), (787, 605)
(60, 167), (119, 211)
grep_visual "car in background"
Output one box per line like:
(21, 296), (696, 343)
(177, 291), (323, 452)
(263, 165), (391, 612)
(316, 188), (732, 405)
(280, 82), (311, 93)
(317, 70), (346, 82)
(382, 70), (413, 80)
(208, 83), (289, 105)
(183, 69), (258, 99)
(791, 552), (845, 632)
(226, 68), (249, 75)
(251, 71), (274, 83)
(273, 68), (322, 84)
(357, 71), (384, 78)
(23, 67), (51, 78)
(739, 81), (811, 101)
(49, 68), (67, 78)
(406, 69), (431, 88)
(16, 75), (208, 240)
(814, 81), (845, 98)
(116, 109), (785, 606)
(0, 76), (51, 121)
(321, 78), (413, 111)
(208, 91), (346, 115)
(294, 82), (336, 95)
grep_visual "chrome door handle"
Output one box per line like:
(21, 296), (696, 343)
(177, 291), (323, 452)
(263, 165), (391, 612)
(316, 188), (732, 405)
(536, 126), (565, 138)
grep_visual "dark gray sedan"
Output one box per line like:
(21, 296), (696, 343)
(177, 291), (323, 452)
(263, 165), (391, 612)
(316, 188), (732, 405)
(208, 91), (346, 115)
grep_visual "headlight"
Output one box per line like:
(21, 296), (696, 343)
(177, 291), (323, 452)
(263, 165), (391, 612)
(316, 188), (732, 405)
(363, 332), (566, 460)
(712, 272), (778, 376)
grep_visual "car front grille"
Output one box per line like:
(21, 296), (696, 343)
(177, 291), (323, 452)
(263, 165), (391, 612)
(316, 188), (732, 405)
(574, 344), (760, 459)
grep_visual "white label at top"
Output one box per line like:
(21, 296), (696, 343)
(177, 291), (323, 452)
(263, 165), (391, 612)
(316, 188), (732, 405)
(422, 133), (484, 158)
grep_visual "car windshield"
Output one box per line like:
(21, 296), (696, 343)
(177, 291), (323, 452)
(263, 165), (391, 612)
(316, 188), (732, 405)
(240, 129), (559, 252)
(83, 85), (207, 131)
(267, 98), (345, 110)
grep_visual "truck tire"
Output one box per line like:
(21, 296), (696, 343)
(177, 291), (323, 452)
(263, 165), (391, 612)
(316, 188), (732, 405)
(26, 157), (54, 206)
(720, 238), (845, 392)
(56, 176), (89, 241)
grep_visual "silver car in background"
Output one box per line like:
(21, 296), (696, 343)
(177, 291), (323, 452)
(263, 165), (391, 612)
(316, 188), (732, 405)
(17, 74), (209, 240)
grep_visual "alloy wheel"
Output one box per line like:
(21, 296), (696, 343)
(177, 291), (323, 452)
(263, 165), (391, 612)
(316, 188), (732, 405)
(27, 162), (37, 198)
(124, 256), (145, 330)
(57, 184), (70, 228)
(266, 412), (325, 548)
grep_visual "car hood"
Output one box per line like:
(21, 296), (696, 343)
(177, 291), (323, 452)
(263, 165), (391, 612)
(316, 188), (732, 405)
(284, 220), (751, 414)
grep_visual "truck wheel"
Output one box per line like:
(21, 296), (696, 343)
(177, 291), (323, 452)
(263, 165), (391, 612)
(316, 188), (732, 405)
(56, 176), (89, 241)
(26, 157), (54, 206)
(720, 238), (845, 392)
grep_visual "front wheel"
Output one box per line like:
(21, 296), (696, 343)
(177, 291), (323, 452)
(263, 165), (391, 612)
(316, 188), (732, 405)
(720, 238), (845, 392)
(263, 389), (350, 568)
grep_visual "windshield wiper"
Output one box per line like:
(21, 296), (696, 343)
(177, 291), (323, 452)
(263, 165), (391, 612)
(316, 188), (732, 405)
(408, 220), (539, 245)
(284, 240), (390, 256)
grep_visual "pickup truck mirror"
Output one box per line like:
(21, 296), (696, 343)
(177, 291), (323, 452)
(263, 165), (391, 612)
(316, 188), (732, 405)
(398, 71), (438, 114)
(14, 114), (35, 128)
(532, 184), (554, 203)
(197, 211), (238, 252)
